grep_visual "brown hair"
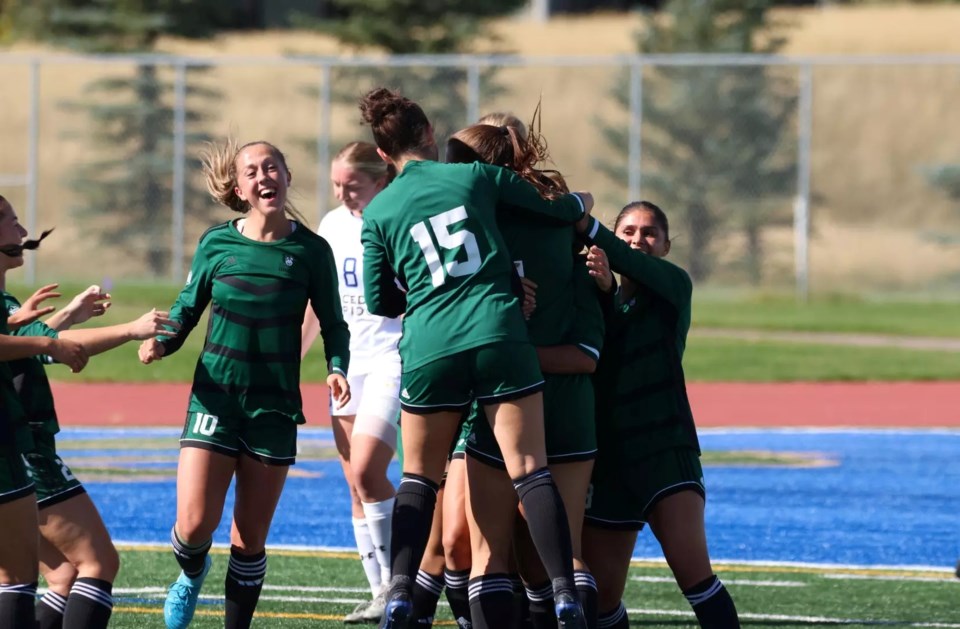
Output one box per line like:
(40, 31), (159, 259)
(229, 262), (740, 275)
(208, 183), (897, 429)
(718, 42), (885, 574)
(446, 105), (568, 200)
(476, 112), (528, 140)
(200, 139), (307, 224)
(359, 88), (433, 160)
(334, 141), (397, 184)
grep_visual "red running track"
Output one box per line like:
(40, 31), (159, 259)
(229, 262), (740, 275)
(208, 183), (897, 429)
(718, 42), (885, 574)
(49, 381), (960, 428)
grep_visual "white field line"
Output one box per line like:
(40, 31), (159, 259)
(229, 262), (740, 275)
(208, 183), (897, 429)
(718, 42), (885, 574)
(625, 607), (960, 627)
(699, 427), (960, 437)
(823, 573), (960, 584)
(631, 576), (806, 587)
(108, 585), (370, 595)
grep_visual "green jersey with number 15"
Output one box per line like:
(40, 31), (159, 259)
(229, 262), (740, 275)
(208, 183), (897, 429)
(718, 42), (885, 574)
(361, 160), (586, 371)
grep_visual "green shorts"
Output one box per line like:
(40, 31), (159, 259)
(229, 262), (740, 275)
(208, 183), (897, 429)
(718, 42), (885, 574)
(399, 342), (544, 413)
(23, 430), (85, 508)
(584, 446), (704, 531)
(180, 409), (298, 466)
(466, 373), (596, 468)
(0, 425), (34, 505)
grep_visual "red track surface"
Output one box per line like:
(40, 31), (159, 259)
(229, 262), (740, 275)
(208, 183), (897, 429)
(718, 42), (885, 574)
(49, 381), (960, 427)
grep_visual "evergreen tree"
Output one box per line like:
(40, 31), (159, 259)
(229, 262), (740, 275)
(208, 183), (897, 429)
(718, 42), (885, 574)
(1, 0), (230, 277)
(595, 0), (796, 283)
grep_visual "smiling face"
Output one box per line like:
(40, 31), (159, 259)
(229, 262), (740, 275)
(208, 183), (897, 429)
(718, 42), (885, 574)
(614, 208), (670, 258)
(0, 198), (28, 270)
(331, 160), (386, 215)
(233, 143), (291, 217)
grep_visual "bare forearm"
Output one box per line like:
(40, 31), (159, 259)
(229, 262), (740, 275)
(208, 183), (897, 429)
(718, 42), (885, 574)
(59, 324), (134, 356)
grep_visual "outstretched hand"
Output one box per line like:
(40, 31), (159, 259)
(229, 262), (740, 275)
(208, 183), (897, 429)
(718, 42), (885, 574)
(586, 245), (614, 292)
(50, 337), (89, 373)
(63, 285), (111, 325)
(128, 309), (180, 341)
(7, 283), (61, 328)
(138, 338), (166, 364)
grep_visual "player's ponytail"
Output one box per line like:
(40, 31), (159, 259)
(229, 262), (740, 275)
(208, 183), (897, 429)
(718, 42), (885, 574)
(359, 88), (432, 160)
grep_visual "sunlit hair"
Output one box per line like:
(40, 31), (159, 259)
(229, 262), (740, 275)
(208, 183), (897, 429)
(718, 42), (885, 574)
(334, 141), (397, 184)
(199, 139), (307, 225)
(447, 104), (567, 200)
(359, 88), (433, 160)
(615, 200), (670, 239)
(476, 112), (528, 140)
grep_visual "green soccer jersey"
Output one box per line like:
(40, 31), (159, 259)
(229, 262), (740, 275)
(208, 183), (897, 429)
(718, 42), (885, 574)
(566, 258), (605, 361)
(3, 292), (59, 434)
(499, 211), (578, 347)
(361, 160), (586, 371)
(161, 220), (350, 424)
(582, 216), (699, 459)
(0, 300), (31, 452)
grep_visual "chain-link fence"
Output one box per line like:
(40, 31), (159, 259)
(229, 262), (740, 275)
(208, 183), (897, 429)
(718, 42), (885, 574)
(2, 53), (959, 297)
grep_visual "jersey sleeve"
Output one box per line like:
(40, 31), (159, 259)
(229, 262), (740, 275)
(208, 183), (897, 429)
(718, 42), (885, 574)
(581, 216), (692, 311)
(159, 240), (215, 356)
(310, 237), (351, 377)
(566, 259), (605, 361)
(481, 164), (586, 224)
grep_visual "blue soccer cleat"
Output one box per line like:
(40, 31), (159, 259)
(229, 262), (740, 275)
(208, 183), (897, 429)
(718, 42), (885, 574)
(164, 555), (212, 629)
(377, 591), (413, 629)
(554, 590), (587, 629)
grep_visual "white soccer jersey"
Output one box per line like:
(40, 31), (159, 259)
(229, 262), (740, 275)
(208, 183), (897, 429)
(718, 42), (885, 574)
(318, 206), (402, 374)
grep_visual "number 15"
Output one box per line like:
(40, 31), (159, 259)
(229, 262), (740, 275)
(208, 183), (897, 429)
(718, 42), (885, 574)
(409, 206), (481, 287)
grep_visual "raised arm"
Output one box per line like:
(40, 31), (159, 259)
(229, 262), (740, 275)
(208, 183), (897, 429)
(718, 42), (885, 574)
(579, 216), (692, 310)
(156, 245), (214, 357)
(482, 164), (592, 224)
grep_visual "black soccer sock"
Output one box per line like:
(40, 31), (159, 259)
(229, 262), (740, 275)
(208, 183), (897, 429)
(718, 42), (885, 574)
(596, 603), (628, 629)
(683, 576), (740, 629)
(170, 525), (212, 578)
(510, 574), (531, 629)
(444, 568), (472, 629)
(391, 474), (440, 594)
(35, 590), (67, 629)
(0, 582), (36, 627)
(574, 571), (597, 629)
(225, 547), (267, 629)
(411, 569), (445, 628)
(468, 574), (519, 629)
(512, 469), (576, 599)
(524, 581), (556, 629)
(62, 577), (113, 629)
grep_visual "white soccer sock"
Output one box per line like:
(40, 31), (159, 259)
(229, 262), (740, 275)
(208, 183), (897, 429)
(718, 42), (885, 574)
(352, 517), (383, 595)
(361, 497), (395, 584)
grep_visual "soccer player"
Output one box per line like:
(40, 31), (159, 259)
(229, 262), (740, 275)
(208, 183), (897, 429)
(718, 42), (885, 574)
(578, 202), (740, 629)
(358, 87), (592, 629)
(0, 197), (88, 628)
(138, 139), (351, 629)
(0, 240), (178, 629)
(446, 121), (605, 629)
(302, 140), (401, 624)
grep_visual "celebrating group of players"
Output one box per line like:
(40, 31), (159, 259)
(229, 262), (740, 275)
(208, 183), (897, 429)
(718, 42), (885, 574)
(0, 86), (741, 629)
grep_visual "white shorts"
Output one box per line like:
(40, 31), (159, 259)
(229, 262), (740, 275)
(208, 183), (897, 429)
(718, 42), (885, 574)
(331, 361), (401, 447)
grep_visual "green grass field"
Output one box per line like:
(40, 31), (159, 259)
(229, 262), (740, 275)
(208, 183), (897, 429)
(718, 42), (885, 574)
(100, 546), (959, 628)
(10, 282), (960, 383)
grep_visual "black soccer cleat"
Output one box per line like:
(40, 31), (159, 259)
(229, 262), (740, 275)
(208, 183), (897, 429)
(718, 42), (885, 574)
(554, 591), (586, 629)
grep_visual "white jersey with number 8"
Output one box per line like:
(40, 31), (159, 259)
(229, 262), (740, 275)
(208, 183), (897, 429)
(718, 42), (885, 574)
(318, 206), (402, 376)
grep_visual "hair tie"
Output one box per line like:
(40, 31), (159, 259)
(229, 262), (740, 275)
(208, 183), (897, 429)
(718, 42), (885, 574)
(500, 126), (510, 136)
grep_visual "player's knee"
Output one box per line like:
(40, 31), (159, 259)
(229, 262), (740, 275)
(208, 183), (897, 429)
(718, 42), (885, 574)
(176, 515), (216, 544)
(442, 527), (471, 569)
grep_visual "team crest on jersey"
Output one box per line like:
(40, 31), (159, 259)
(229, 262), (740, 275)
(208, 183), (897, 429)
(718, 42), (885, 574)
(284, 255), (294, 267)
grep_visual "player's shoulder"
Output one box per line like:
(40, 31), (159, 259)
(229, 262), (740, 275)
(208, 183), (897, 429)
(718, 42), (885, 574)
(292, 221), (335, 253)
(196, 220), (234, 249)
(318, 205), (350, 232)
(1, 290), (19, 311)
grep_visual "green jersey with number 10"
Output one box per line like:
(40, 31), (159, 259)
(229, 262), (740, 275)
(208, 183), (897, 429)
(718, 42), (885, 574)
(361, 160), (586, 371)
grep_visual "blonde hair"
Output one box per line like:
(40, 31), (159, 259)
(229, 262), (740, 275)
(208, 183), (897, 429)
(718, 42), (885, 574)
(334, 141), (397, 183)
(477, 112), (528, 140)
(200, 139), (308, 224)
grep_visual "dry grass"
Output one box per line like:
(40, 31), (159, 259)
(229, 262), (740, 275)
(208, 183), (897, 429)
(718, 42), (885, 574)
(1, 5), (960, 290)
